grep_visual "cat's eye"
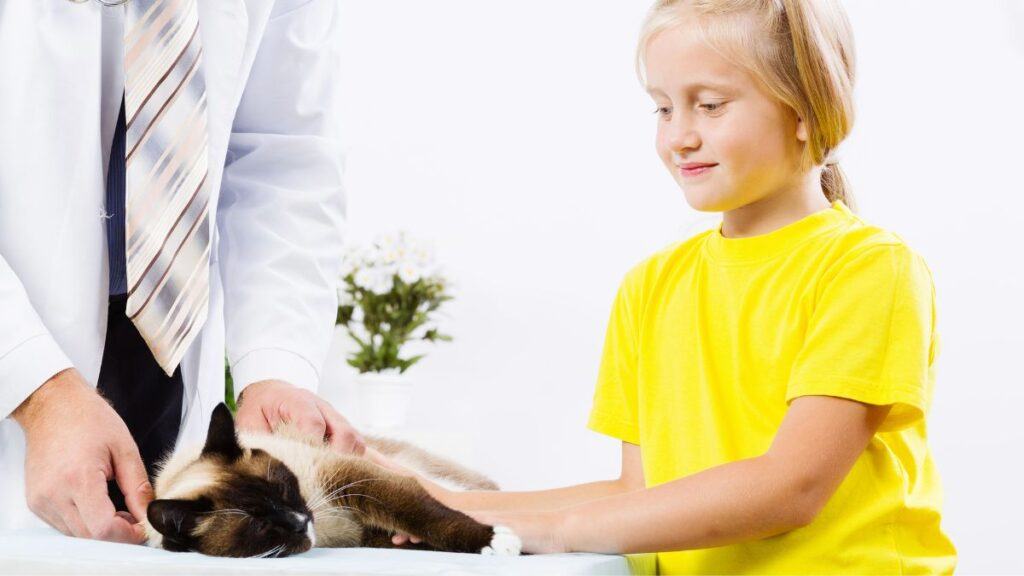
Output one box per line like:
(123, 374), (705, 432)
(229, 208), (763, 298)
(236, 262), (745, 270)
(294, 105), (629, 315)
(253, 518), (272, 535)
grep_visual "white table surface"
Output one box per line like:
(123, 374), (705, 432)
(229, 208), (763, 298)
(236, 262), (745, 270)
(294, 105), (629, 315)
(0, 527), (656, 575)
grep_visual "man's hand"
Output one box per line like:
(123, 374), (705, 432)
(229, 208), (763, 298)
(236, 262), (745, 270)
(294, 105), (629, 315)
(235, 379), (365, 455)
(12, 368), (152, 544)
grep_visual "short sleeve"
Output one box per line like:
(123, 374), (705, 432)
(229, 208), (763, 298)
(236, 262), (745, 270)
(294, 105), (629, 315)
(786, 244), (939, 432)
(587, 265), (644, 444)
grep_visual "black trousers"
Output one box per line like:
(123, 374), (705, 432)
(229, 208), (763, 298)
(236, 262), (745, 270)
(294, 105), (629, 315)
(96, 293), (184, 512)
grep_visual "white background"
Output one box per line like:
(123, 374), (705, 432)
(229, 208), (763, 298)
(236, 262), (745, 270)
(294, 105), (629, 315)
(320, 1), (1024, 572)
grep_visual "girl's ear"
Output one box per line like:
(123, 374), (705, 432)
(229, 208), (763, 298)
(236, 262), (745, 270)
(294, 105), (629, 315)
(796, 114), (809, 142)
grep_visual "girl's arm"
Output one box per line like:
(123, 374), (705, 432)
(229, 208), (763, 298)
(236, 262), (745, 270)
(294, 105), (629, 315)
(450, 441), (645, 512)
(470, 395), (891, 554)
(365, 442), (645, 512)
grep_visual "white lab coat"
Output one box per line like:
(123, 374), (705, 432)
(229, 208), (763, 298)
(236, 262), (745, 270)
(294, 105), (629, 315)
(0, 0), (345, 529)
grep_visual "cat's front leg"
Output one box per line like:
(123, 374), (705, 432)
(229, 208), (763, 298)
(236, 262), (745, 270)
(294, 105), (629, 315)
(320, 461), (521, 555)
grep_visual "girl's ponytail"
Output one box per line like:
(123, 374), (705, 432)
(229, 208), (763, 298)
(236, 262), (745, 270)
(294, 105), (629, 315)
(779, 0), (856, 209)
(822, 161), (854, 210)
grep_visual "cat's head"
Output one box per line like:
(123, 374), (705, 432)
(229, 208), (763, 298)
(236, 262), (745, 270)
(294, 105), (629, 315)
(147, 403), (315, 557)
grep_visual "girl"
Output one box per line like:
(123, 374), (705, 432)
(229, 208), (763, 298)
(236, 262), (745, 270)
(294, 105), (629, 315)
(381, 0), (958, 572)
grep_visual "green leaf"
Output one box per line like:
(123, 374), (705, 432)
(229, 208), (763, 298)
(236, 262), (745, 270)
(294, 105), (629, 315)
(223, 357), (237, 414)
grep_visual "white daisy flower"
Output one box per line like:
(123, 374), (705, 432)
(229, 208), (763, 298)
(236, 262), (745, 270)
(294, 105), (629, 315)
(354, 268), (376, 291)
(369, 270), (395, 295)
(398, 263), (421, 284)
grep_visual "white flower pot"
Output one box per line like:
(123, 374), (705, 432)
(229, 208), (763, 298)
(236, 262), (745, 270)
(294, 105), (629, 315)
(355, 371), (413, 433)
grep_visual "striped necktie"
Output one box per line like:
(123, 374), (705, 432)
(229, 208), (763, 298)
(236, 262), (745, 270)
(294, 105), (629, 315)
(123, 0), (212, 376)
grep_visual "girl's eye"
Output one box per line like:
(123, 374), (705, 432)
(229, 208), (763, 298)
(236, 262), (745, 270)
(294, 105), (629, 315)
(653, 106), (672, 119)
(699, 102), (726, 114)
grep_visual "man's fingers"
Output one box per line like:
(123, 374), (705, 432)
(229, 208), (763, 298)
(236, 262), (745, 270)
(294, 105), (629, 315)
(321, 404), (365, 456)
(111, 443), (154, 526)
(59, 499), (91, 539)
(49, 514), (72, 538)
(289, 401), (327, 441)
(73, 469), (119, 540)
(37, 499), (74, 537)
(234, 405), (272, 434)
(115, 511), (138, 523)
(71, 499), (143, 544)
(326, 426), (363, 455)
(27, 489), (66, 536)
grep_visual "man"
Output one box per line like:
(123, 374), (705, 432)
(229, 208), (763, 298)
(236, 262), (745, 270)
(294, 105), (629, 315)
(0, 0), (363, 544)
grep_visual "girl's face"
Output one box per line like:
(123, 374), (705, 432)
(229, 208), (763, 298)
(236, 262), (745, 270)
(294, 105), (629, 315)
(645, 21), (810, 213)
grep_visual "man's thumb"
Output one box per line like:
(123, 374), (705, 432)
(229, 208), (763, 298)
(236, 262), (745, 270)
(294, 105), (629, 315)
(113, 443), (154, 524)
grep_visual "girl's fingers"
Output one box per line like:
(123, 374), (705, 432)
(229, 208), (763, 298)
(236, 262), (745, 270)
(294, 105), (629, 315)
(392, 533), (423, 545)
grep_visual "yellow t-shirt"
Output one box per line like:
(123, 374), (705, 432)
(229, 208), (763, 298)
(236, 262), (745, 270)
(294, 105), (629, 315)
(588, 201), (956, 574)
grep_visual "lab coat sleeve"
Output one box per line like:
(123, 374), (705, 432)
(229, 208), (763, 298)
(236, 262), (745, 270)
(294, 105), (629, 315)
(0, 253), (74, 419)
(217, 0), (345, 400)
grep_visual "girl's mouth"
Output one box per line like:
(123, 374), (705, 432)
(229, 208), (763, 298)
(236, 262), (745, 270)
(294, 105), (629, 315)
(679, 164), (717, 178)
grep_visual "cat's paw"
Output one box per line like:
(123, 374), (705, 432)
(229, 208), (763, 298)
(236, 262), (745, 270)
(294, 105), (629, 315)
(480, 525), (522, 556)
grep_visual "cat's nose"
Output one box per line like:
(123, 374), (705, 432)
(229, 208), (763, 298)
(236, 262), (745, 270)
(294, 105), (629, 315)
(285, 512), (310, 534)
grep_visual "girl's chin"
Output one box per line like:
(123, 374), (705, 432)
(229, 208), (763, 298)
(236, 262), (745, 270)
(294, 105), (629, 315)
(681, 189), (733, 213)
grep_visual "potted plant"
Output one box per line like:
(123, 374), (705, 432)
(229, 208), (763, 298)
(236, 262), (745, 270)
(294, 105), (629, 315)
(336, 232), (452, 431)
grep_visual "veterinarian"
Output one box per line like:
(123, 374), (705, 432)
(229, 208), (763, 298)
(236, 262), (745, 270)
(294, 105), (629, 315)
(0, 0), (361, 544)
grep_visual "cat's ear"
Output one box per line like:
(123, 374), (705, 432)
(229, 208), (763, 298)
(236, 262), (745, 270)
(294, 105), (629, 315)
(147, 498), (212, 551)
(202, 403), (243, 461)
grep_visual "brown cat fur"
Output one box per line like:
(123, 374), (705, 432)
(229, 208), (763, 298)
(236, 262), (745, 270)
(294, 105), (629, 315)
(143, 404), (520, 558)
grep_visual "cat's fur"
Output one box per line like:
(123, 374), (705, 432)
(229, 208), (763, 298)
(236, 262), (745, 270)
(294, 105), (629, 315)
(144, 403), (520, 558)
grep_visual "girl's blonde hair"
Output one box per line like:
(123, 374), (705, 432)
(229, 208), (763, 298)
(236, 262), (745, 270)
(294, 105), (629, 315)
(638, 0), (856, 209)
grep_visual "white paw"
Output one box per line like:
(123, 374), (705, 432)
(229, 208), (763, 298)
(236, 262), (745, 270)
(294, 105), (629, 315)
(480, 525), (522, 556)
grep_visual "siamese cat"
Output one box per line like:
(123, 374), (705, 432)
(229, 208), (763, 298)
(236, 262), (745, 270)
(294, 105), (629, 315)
(144, 403), (521, 558)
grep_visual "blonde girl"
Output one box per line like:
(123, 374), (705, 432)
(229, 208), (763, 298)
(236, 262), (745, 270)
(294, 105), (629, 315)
(381, 0), (958, 572)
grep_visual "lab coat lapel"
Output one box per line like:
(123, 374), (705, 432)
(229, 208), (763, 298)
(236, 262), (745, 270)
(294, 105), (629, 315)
(196, 0), (249, 165)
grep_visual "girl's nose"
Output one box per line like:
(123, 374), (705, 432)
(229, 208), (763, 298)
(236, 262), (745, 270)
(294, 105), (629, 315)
(666, 122), (701, 152)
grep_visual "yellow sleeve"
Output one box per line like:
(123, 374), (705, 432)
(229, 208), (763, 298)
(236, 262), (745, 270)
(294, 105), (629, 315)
(786, 244), (939, 432)
(587, 265), (644, 445)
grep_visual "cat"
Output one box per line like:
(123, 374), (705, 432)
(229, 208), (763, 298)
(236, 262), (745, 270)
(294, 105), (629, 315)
(143, 403), (521, 558)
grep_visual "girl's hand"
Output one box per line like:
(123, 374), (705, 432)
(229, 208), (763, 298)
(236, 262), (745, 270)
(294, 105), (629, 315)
(467, 510), (570, 554)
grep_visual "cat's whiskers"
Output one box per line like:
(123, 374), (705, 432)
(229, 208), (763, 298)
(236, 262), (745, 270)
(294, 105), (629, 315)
(208, 508), (250, 518)
(336, 492), (384, 506)
(314, 505), (363, 519)
(306, 466), (349, 510)
(249, 543), (286, 559)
